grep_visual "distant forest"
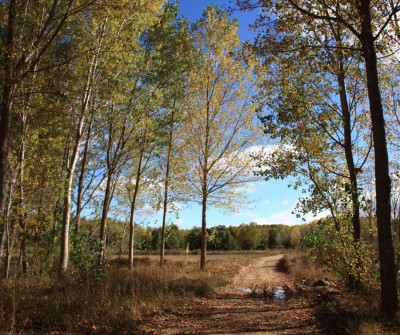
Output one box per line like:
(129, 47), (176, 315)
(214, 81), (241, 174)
(79, 219), (377, 254)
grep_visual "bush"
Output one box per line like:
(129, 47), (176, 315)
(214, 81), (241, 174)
(302, 220), (378, 288)
(70, 231), (103, 283)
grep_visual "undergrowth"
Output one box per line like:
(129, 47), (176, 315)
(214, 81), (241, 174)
(276, 251), (337, 284)
(317, 290), (400, 335)
(0, 256), (250, 334)
(278, 251), (400, 335)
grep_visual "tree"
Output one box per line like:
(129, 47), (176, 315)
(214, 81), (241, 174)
(185, 227), (202, 250)
(235, 0), (399, 317)
(181, 5), (261, 270)
(0, 0), (92, 224)
(237, 222), (261, 250)
(256, 31), (371, 239)
(58, 0), (166, 270)
(289, 225), (301, 248)
(136, 2), (196, 267)
(59, 10), (108, 273)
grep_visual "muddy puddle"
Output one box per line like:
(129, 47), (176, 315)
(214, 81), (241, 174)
(236, 286), (286, 299)
(274, 287), (285, 299)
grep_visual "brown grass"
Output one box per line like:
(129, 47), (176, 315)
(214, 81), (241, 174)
(0, 254), (255, 334)
(132, 248), (287, 256)
(279, 251), (400, 335)
(316, 290), (400, 335)
(276, 251), (337, 284)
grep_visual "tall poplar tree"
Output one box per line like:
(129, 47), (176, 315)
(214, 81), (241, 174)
(0, 0), (88, 223)
(139, 2), (195, 267)
(255, 20), (371, 242)
(58, 0), (166, 271)
(183, 5), (261, 270)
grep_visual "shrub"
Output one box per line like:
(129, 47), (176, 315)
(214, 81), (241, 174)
(302, 220), (378, 288)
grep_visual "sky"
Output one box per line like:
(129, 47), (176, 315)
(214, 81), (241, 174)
(141, 0), (327, 230)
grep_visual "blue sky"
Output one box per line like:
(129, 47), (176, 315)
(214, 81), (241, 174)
(143, 0), (325, 230)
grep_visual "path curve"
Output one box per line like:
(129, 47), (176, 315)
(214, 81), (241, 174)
(231, 254), (291, 290)
(136, 254), (328, 335)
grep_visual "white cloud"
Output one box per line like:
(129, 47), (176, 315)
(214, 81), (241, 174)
(233, 210), (263, 218)
(175, 219), (185, 227)
(281, 198), (290, 205)
(252, 208), (329, 226)
(139, 204), (161, 216)
(301, 210), (330, 223)
(237, 183), (255, 194)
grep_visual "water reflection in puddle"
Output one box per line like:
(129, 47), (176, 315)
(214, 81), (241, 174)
(274, 287), (285, 299)
(236, 286), (287, 299)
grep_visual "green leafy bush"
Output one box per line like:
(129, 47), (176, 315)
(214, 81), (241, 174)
(302, 220), (378, 288)
(70, 232), (103, 282)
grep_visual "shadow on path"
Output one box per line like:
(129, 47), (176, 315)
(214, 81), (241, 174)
(135, 255), (337, 335)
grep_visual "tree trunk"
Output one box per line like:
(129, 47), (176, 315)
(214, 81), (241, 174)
(59, 113), (88, 273)
(128, 150), (144, 270)
(200, 187), (208, 271)
(0, 225), (5, 265)
(0, 176), (14, 266)
(200, 90), (211, 271)
(5, 208), (16, 278)
(75, 118), (93, 234)
(160, 109), (175, 267)
(119, 218), (128, 261)
(17, 116), (28, 273)
(60, 168), (74, 272)
(336, 59), (361, 241)
(358, 0), (398, 318)
(0, 83), (14, 228)
(59, 50), (99, 272)
(99, 172), (113, 261)
(0, 0), (16, 216)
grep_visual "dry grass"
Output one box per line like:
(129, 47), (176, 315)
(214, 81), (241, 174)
(354, 321), (400, 335)
(278, 251), (400, 335)
(0, 254), (255, 334)
(132, 248), (287, 256)
(317, 290), (400, 335)
(276, 251), (337, 284)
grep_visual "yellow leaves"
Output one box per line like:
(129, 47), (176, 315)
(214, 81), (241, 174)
(177, 7), (262, 212)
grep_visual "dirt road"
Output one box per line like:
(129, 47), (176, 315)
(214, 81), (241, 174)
(136, 254), (331, 335)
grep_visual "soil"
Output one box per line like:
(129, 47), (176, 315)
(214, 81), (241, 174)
(135, 254), (336, 335)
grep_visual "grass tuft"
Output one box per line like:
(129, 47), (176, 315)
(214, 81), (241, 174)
(276, 251), (337, 284)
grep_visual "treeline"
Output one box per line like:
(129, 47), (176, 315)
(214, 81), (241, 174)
(83, 217), (379, 254)
(97, 221), (311, 252)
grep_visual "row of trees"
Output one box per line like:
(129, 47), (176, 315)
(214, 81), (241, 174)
(0, 1), (263, 278)
(234, 0), (400, 318)
(99, 221), (310, 252)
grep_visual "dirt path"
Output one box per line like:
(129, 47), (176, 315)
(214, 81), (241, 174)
(136, 254), (330, 335)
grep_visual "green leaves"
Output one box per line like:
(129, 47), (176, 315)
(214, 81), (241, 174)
(303, 219), (379, 288)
